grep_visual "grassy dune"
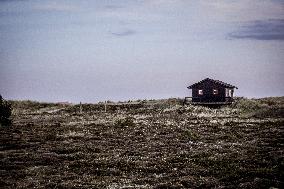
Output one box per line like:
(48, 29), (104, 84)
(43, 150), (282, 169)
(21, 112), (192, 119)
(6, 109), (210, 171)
(0, 97), (283, 188)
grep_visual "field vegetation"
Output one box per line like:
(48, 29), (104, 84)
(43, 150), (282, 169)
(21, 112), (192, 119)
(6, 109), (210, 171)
(0, 97), (283, 188)
(0, 95), (12, 127)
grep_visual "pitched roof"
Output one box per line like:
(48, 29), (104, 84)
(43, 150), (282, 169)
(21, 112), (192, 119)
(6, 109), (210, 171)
(187, 78), (238, 89)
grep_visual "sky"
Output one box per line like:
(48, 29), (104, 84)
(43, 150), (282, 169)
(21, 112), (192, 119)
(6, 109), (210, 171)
(0, 0), (284, 103)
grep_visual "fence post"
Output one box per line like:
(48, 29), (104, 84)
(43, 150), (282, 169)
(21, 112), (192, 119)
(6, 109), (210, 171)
(79, 102), (82, 114)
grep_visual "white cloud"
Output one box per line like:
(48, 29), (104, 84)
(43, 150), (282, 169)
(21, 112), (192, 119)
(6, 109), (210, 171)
(200, 0), (284, 22)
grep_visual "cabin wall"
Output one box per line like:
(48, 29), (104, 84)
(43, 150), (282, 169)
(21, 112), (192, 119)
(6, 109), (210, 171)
(191, 80), (229, 102)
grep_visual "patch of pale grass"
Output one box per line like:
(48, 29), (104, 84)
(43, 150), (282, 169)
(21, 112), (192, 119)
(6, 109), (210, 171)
(62, 131), (85, 138)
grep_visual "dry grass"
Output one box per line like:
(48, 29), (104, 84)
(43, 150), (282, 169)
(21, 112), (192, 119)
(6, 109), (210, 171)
(0, 97), (283, 188)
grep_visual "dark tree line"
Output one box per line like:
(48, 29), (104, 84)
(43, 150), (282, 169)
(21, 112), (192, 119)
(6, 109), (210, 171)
(0, 95), (12, 126)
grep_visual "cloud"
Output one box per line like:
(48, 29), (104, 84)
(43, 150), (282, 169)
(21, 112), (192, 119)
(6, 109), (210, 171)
(229, 19), (284, 40)
(110, 29), (137, 37)
(33, 2), (78, 12)
(0, 0), (23, 1)
(200, 0), (284, 23)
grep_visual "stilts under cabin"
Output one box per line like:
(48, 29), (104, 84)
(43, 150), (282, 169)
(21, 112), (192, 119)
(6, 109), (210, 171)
(184, 78), (238, 105)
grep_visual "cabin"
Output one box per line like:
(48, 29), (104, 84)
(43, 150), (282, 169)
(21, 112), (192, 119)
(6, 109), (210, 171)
(184, 78), (238, 105)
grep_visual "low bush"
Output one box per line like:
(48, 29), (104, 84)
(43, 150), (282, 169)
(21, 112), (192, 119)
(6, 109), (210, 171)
(11, 100), (58, 111)
(114, 117), (135, 128)
(233, 97), (263, 112)
(0, 95), (12, 127)
(233, 97), (284, 118)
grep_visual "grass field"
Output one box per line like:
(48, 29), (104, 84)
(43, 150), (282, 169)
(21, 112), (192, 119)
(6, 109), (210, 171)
(0, 97), (283, 188)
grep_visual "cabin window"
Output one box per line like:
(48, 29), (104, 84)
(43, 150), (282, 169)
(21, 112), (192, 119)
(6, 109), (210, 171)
(213, 89), (218, 95)
(198, 89), (203, 95)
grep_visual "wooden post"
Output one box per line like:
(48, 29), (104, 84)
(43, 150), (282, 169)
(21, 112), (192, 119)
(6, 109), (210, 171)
(79, 102), (82, 114)
(104, 101), (107, 113)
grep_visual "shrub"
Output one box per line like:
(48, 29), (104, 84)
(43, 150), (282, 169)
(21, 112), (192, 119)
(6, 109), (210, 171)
(234, 98), (261, 110)
(233, 97), (284, 118)
(114, 117), (135, 128)
(0, 95), (12, 127)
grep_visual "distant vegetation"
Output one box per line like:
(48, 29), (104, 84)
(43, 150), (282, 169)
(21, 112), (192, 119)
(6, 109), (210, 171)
(232, 97), (284, 118)
(10, 96), (284, 118)
(0, 95), (12, 127)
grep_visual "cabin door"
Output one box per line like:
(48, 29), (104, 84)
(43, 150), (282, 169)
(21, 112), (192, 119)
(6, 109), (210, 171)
(225, 88), (233, 97)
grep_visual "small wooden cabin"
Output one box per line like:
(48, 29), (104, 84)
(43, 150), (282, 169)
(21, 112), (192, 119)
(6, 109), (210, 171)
(185, 78), (238, 105)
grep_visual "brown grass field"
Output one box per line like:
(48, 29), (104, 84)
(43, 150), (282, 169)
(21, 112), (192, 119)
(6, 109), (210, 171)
(0, 97), (283, 188)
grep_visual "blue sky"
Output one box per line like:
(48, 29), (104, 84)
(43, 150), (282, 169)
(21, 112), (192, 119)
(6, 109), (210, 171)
(0, 0), (284, 103)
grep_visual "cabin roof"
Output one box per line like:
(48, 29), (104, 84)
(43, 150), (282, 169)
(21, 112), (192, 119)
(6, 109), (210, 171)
(187, 78), (238, 89)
